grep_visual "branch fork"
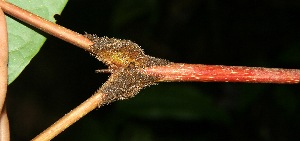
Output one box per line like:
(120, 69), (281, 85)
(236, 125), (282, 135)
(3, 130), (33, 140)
(0, 1), (299, 141)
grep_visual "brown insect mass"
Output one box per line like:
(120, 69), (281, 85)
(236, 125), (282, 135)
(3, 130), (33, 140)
(86, 34), (169, 70)
(86, 34), (170, 104)
(96, 67), (158, 104)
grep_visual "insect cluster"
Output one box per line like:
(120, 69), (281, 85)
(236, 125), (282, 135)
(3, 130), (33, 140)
(86, 34), (170, 104)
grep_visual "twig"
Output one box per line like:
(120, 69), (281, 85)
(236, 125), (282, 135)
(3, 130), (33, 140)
(0, 6), (10, 141)
(0, 0), (93, 51)
(32, 93), (104, 141)
(2, 0), (299, 85)
(145, 64), (300, 84)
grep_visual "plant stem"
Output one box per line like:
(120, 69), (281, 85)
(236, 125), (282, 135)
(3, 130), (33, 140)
(32, 93), (104, 141)
(0, 6), (10, 141)
(145, 64), (300, 84)
(0, 0), (93, 51)
(2, 0), (299, 84)
(1, 0), (300, 84)
(1, 0), (300, 140)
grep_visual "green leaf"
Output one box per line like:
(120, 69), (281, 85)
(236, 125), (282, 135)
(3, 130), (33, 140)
(7, 0), (68, 84)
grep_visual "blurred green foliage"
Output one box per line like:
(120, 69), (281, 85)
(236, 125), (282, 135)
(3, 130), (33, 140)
(7, 0), (300, 140)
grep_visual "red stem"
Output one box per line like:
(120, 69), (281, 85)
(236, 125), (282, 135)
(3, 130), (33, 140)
(1, 1), (300, 84)
(145, 64), (300, 84)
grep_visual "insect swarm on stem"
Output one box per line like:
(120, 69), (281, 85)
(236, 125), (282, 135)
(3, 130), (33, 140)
(85, 34), (170, 104)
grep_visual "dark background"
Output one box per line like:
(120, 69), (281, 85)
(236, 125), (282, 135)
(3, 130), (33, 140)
(7, 0), (300, 140)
